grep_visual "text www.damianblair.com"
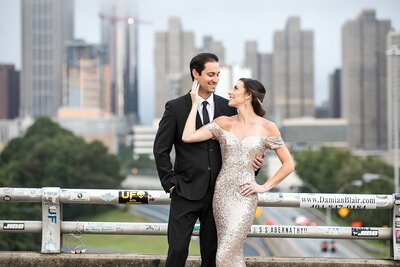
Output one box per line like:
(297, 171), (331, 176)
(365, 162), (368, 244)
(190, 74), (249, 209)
(301, 195), (376, 209)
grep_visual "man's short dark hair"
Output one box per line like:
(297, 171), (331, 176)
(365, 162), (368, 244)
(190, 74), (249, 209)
(189, 53), (219, 81)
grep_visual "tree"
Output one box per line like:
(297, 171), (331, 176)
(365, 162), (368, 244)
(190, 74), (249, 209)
(293, 147), (353, 192)
(118, 143), (157, 176)
(0, 117), (123, 250)
(294, 146), (394, 227)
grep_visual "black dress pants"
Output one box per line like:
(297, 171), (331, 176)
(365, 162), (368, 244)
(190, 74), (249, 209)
(165, 188), (217, 267)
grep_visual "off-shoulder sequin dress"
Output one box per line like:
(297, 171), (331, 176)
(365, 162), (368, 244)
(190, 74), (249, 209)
(207, 122), (285, 267)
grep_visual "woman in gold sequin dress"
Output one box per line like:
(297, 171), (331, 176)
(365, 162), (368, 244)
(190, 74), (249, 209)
(182, 78), (294, 267)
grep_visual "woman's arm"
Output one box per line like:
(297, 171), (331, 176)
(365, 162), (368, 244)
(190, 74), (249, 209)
(240, 147), (294, 196)
(182, 80), (213, 143)
(262, 147), (294, 190)
(240, 122), (295, 196)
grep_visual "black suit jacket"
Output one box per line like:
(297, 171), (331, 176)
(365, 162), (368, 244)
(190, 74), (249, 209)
(153, 93), (237, 200)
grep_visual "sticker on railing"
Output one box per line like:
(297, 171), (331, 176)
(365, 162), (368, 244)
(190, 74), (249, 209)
(259, 193), (283, 202)
(2, 187), (13, 194)
(69, 191), (90, 201)
(43, 189), (59, 203)
(100, 191), (117, 202)
(321, 227), (340, 235)
(395, 216), (400, 244)
(251, 225), (308, 235)
(118, 190), (149, 204)
(3, 223), (25, 230)
(83, 222), (117, 232)
(351, 227), (379, 237)
(145, 224), (162, 232)
(48, 206), (57, 224)
(375, 195), (391, 207)
(299, 194), (377, 209)
(27, 189), (40, 198)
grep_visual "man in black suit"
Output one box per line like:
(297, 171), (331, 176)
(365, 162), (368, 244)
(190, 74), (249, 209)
(154, 53), (262, 267)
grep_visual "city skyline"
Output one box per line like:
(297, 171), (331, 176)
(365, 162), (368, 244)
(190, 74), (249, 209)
(0, 0), (399, 124)
(342, 10), (391, 150)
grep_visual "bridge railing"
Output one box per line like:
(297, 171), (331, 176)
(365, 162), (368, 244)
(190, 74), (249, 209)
(0, 187), (399, 260)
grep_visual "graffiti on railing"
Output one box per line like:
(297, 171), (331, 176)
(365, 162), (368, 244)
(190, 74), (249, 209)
(0, 187), (399, 260)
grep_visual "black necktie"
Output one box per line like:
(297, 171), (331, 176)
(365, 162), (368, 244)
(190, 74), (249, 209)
(202, 101), (210, 125)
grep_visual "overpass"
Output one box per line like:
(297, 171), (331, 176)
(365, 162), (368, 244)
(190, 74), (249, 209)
(1, 187), (399, 266)
(0, 252), (398, 266)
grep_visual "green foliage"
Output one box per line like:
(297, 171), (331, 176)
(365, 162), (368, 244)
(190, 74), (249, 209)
(0, 117), (123, 250)
(294, 147), (353, 192)
(131, 155), (157, 175)
(118, 143), (157, 176)
(294, 146), (395, 227)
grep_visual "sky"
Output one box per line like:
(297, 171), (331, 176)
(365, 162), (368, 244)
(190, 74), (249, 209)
(0, 0), (399, 125)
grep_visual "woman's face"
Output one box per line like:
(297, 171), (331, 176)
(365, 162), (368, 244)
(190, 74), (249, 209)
(228, 80), (250, 107)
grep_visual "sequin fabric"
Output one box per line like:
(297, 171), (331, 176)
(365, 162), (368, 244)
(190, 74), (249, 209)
(207, 122), (285, 267)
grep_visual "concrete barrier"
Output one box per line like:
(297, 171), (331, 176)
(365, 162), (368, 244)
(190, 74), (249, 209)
(0, 252), (397, 267)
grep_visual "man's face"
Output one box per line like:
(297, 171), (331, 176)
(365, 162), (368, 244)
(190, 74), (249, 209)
(194, 62), (220, 96)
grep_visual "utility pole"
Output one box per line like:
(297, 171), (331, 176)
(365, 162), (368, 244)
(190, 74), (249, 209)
(387, 38), (400, 193)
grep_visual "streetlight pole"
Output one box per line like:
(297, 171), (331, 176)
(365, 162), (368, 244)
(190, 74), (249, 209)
(386, 42), (400, 193)
(362, 173), (395, 186)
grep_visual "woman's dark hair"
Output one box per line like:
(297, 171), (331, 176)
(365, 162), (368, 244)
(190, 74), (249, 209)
(190, 53), (219, 81)
(239, 78), (267, 117)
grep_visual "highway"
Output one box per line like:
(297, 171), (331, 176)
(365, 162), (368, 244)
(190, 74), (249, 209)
(123, 174), (373, 258)
(130, 204), (373, 258)
(259, 206), (372, 258)
(131, 205), (271, 256)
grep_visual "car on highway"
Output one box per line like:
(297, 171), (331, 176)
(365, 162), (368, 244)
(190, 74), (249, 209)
(321, 241), (328, 252)
(293, 215), (316, 226)
(330, 240), (336, 252)
(321, 240), (337, 252)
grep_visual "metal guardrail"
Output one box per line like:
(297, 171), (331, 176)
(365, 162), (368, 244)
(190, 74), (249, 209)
(0, 187), (399, 260)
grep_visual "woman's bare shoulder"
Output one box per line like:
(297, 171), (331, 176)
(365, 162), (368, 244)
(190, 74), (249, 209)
(213, 115), (236, 129)
(260, 118), (281, 136)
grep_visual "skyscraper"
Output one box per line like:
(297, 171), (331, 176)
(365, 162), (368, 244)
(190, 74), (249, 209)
(62, 40), (110, 112)
(273, 17), (314, 122)
(328, 69), (341, 118)
(0, 64), (20, 119)
(243, 41), (273, 116)
(244, 41), (259, 79)
(259, 53), (273, 117)
(20, 0), (74, 118)
(154, 17), (195, 119)
(199, 36), (225, 65)
(100, 0), (139, 123)
(342, 10), (391, 150)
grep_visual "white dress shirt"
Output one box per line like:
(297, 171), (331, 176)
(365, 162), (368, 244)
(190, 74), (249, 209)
(197, 93), (215, 124)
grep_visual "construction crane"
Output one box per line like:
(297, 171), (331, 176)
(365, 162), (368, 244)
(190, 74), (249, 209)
(98, 11), (151, 117)
(99, 12), (151, 25)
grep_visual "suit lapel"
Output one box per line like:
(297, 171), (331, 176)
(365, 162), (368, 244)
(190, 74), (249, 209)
(213, 94), (224, 119)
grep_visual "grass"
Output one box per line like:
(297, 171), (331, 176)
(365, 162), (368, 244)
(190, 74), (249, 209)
(63, 207), (200, 255)
(363, 239), (391, 259)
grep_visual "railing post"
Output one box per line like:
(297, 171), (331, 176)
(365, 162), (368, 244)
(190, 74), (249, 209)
(393, 193), (400, 259)
(41, 187), (61, 253)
